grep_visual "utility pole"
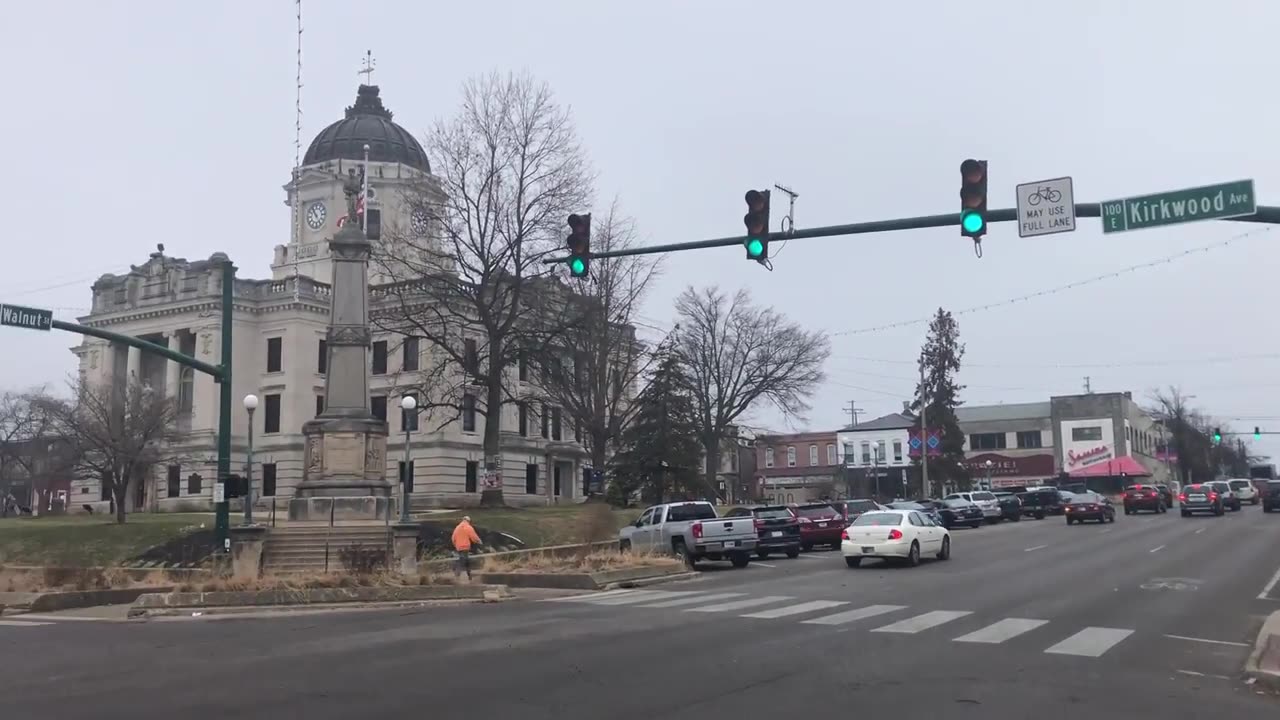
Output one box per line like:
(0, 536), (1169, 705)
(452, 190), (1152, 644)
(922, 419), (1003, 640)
(919, 362), (929, 500)
(1083, 376), (1092, 394)
(844, 400), (864, 427)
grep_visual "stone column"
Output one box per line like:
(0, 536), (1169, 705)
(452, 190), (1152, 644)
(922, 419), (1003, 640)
(229, 525), (269, 579)
(391, 523), (420, 575)
(163, 332), (181, 401)
(126, 345), (142, 384)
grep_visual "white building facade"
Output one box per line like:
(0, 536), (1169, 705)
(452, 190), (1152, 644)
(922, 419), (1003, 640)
(68, 83), (594, 513)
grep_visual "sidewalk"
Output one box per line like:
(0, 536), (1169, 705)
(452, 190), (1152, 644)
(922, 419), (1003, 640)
(1246, 610), (1280, 690)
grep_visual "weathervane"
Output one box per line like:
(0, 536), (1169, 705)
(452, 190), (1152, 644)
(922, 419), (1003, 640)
(358, 50), (376, 85)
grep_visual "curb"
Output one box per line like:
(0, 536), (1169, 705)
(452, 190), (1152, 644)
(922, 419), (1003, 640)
(132, 595), (509, 619)
(127, 584), (510, 617)
(1245, 610), (1280, 690)
(599, 571), (700, 591)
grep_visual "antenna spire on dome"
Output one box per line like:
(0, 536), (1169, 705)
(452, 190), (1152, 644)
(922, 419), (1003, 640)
(358, 50), (376, 85)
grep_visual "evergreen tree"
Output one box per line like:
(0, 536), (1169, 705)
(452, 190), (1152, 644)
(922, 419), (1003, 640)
(910, 308), (968, 496)
(609, 343), (703, 505)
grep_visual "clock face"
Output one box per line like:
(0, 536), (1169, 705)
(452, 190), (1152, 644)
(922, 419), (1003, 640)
(305, 201), (327, 230)
(410, 209), (430, 236)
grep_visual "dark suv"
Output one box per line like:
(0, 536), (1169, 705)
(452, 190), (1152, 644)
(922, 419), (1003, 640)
(723, 505), (802, 559)
(1263, 481), (1280, 513)
(1179, 483), (1225, 516)
(1016, 487), (1063, 519)
(1123, 484), (1166, 514)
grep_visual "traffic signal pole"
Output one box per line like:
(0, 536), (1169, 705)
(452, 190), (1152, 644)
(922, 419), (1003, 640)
(543, 203), (1280, 263)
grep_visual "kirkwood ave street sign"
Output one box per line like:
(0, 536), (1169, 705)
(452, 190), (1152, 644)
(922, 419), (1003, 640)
(1100, 180), (1256, 234)
(0, 303), (53, 331)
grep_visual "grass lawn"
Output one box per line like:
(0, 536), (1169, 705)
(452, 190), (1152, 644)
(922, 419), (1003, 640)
(0, 513), (214, 567)
(428, 505), (641, 548)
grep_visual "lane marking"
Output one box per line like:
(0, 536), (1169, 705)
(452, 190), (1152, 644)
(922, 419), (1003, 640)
(1149, 544), (1166, 553)
(871, 610), (972, 634)
(1259, 563), (1280, 601)
(1044, 627), (1133, 657)
(686, 595), (794, 613)
(638, 592), (744, 608)
(567, 590), (680, 606)
(1194, 527), (1206, 535)
(741, 600), (848, 619)
(1099, 528), (1113, 534)
(0, 620), (52, 627)
(1163, 634), (1250, 648)
(1024, 545), (1047, 552)
(543, 589), (638, 603)
(753, 562), (777, 568)
(953, 618), (1049, 644)
(801, 604), (907, 626)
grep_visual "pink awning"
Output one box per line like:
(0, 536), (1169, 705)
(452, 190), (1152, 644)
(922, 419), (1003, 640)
(1067, 455), (1151, 478)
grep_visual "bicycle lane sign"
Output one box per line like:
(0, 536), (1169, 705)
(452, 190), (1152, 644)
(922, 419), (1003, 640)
(1015, 176), (1076, 238)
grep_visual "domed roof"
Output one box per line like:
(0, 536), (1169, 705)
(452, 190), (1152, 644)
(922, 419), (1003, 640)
(303, 85), (430, 173)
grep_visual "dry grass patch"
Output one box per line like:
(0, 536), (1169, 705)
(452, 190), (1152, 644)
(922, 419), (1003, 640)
(0, 566), (176, 593)
(173, 571), (457, 593)
(480, 549), (685, 575)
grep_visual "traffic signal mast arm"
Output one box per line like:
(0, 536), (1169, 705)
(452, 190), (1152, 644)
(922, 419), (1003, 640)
(543, 203), (1280, 263)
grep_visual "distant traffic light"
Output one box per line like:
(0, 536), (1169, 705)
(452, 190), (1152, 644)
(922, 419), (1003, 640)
(1213, 427), (1222, 445)
(743, 189), (771, 262)
(1255, 426), (1262, 440)
(566, 213), (591, 279)
(960, 159), (988, 239)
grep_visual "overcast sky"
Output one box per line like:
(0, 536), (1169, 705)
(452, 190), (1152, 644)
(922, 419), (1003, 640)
(1, 1), (1276, 462)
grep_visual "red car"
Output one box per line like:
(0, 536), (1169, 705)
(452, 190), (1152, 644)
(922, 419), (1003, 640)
(790, 502), (845, 550)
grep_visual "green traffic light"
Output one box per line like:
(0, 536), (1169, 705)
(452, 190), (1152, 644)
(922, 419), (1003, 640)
(745, 238), (764, 258)
(569, 257), (586, 277)
(961, 210), (985, 234)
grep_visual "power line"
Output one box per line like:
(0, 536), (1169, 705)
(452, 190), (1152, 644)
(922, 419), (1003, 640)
(829, 226), (1270, 337)
(834, 351), (1280, 370)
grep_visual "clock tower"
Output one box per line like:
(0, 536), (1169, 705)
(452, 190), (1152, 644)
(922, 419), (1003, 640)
(272, 83), (443, 283)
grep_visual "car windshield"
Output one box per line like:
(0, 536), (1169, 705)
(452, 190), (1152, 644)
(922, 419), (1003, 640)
(665, 503), (718, 522)
(844, 500), (879, 513)
(852, 512), (903, 527)
(1070, 493), (1102, 504)
(753, 507), (793, 519)
(887, 502), (924, 510)
(942, 499), (972, 508)
(1125, 485), (1149, 492)
(1186, 485), (1209, 493)
(971, 492), (996, 501)
(1229, 480), (1251, 490)
(794, 504), (839, 518)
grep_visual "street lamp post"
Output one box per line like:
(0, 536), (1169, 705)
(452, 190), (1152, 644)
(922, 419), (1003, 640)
(984, 459), (993, 492)
(242, 394), (258, 525)
(399, 395), (416, 523)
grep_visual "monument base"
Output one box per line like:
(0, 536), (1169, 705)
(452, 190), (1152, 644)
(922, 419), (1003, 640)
(288, 496), (396, 523)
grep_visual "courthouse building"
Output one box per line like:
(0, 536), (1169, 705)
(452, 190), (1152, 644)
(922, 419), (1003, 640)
(68, 83), (594, 513)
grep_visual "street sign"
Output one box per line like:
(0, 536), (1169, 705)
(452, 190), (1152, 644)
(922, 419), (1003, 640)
(1015, 176), (1076, 238)
(0, 303), (53, 331)
(1100, 179), (1256, 234)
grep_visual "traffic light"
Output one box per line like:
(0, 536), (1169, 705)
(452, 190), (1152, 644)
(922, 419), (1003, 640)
(743, 189), (771, 262)
(1255, 426), (1262, 440)
(960, 159), (988, 239)
(1212, 427), (1222, 445)
(566, 213), (591, 278)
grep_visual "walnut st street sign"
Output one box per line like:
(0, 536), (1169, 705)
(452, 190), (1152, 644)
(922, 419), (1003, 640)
(0, 303), (53, 331)
(1100, 180), (1256, 234)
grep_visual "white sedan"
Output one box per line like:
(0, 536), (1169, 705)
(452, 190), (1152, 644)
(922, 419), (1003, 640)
(840, 509), (951, 568)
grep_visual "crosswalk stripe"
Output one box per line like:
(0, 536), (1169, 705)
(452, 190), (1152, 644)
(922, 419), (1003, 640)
(543, 589), (639, 603)
(686, 596), (794, 613)
(0, 620), (53, 627)
(801, 604), (908, 626)
(1044, 627), (1133, 657)
(741, 600), (849, 619)
(871, 610), (972, 634)
(637, 592), (745, 608)
(578, 590), (685, 606)
(953, 618), (1048, 644)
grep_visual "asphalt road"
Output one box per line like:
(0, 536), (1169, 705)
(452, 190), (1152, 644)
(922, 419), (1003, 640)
(3, 507), (1279, 719)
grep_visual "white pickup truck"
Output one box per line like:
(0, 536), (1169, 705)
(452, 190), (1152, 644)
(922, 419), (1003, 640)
(618, 501), (757, 568)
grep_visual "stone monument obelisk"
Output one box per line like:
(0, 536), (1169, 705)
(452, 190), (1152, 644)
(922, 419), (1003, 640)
(289, 168), (392, 522)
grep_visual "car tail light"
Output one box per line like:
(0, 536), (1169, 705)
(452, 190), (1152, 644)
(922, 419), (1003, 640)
(1065, 506), (1072, 511)
(1208, 492), (1218, 501)
(692, 522), (703, 539)
(1178, 493), (1187, 502)
(840, 529), (849, 541)
(887, 528), (903, 540)
(753, 518), (764, 530)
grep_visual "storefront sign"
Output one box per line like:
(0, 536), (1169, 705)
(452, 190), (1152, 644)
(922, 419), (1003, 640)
(963, 453), (1055, 478)
(1065, 444), (1114, 469)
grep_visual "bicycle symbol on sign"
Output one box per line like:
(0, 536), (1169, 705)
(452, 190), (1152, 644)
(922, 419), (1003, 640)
(1026, 185), (1063, 206)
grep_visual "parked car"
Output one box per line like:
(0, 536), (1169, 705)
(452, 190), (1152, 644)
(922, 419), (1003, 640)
(1122, 484), (1167, 514)
(1262, 481), (1280, 513)
(944, 491), (1001, 522)
(1064, 491), (1116, 524)
(1179, 483), (1225, 517)
(992, 492), (1023, 521)
(836, 498), (886, 524)
(790, 502), (846, 550)
(840, 509), (950, 568)
(1208, 480), (1242, 512)
(723, 505), (802, 559)
(618, 501), (757, 568)
(885, 500), (945, 526)
(1227, 478), (1260, 505)
(1155, 484), (1176, 507)
(1015, 487), (1061, 519)
(936, 498), (984, 529)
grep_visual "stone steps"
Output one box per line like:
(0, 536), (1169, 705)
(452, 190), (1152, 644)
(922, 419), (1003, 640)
(261, 526), (397, 574)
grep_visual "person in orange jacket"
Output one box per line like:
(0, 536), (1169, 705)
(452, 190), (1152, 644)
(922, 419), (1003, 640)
(451, 515), (482, 580)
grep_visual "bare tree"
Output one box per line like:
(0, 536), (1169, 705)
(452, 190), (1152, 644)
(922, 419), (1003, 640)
(0, 389), (76, 515)
(538, 200), (662, 475)
(42, 378), (181, 524)
(672, 286), (830, 496)
(374, 71), (593, 506)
